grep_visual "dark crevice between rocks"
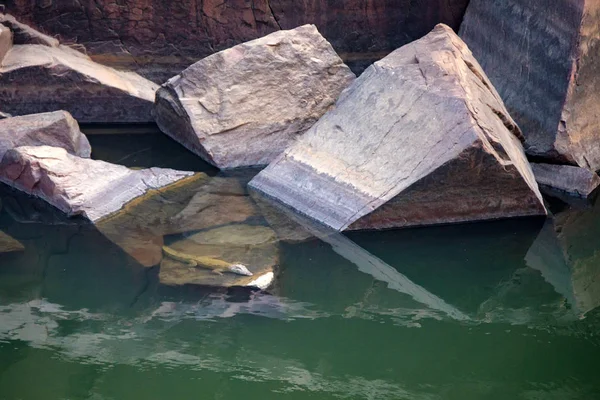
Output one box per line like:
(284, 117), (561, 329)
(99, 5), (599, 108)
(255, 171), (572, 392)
(265, 0), (282, 30)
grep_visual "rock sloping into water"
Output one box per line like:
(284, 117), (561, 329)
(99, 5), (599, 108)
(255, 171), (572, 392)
(0, 111), (91, 160)
(153, 24), (355, 169)
(249, 24), (547, 231)
(459, 0), (600, 170)
(0, 15), (158, 123)
(0, 146), (194, 222)
(531, 163), (600, 198)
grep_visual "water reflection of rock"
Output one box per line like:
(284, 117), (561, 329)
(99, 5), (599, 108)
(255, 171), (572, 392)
(527, 202), (600, 317)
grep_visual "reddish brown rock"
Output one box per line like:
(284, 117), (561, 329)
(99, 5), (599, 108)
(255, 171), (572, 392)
(250, 25), (547, 231)
(4, 1), (470, 82)
(460, 0), (600, 170)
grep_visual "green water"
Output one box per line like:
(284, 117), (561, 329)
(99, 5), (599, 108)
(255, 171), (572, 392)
(0, 135), (599, 400)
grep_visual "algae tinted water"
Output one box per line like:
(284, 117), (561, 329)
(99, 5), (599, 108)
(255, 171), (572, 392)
(0, 134), (599, 400)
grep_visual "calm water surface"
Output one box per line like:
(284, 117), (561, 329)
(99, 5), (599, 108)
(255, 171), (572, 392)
(0, 134), (599, 400)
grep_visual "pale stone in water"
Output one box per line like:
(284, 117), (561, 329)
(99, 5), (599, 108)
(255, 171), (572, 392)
(186, 224), (277, 247)
(0, 145), (194, 223)
(0, 231), (24, 253)
(0, 111), (91, 160)
(249, 24), (547, 231)
(153, 24), (355, 169)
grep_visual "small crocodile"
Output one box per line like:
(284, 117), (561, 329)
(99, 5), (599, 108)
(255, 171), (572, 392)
(162, 245), (253, 276)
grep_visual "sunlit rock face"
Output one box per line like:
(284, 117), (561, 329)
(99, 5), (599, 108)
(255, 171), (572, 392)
(0, 24), (11, 61)
(0, 146), (194, 223)
(250, 24), (547, 231)
(0, 15), (158, 123)
(0, 111), (91, 160)
(154, 25), (355, 169)
(4, 0), (470, 82)
(460, 0), (600, 170)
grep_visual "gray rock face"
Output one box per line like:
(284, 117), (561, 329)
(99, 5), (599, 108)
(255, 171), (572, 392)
(0, 111), (91, 160)
(459, 0), (600, 170)
(0, 24), (11, 62)
(531, 163), (600, 197)
(0, 146), (194, 222)
(0, 19), (158, 123)
(154, 24), (355, 169)
(249, 24), (547, 231)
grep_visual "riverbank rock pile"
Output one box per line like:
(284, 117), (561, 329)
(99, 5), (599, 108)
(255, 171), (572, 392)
(0, 14), (158, 123)
(460, 0), (600, 171)
(154, 24), (355, 169)
(249, 24), (547, 231)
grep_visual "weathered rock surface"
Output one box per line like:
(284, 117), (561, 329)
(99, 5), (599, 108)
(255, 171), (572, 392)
(4, 1), (470, 82)
(0, 146), (194, 222)
(250, 24), (547, 231)
(154, 25), (355, 169)
(531, 163), (600, 197)
(0, 24), (11, 62)
(0, 19), (159, 123)
(0, 111), (91, 160)
(160, 224), (277, 289)
(0, 13), (59, 47)
(459, 0), (600, 170)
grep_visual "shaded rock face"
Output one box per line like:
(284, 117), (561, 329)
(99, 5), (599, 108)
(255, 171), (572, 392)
(250, 24), (547, 231)
(0, 146), (194, 222)
(0, 111), (91, 160)
(459, 0), (600, 170)
(4, 0), (470, 82)
(0, 18), (159, 123)
(154, 25), (355, 169)
(530, 163), (600, 198)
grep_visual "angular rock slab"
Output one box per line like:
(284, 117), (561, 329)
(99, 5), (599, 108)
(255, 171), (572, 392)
(459, 0), (600, 170)
(531, 163), (600, 198)
(0, 24), (11, 62)
(0, 146), (194, 222)
(250, 24), (547, 231)
(154, 24), (355, 169)
(0, 111), (91, 160)
(0, 19), (158, 123)
(160, 224), (277, 289)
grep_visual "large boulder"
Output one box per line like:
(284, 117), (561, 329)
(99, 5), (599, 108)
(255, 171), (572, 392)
(154, 25), (355, 169)
(0, 18), (159, 123)
(249, 24), (547, 231)
(0, 146), (194, 222)
(0, 111), (91, 160)
(4, 1), (470, 82)
(531, 163), (600, 198)
(459, 0), (600, 170)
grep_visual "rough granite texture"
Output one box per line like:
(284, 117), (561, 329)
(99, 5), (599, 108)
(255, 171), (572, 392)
(249, 24), (547, 231)
(459, 0), (600, 170)
(0, 146), (194, 222)
(0, 18), (159, 123)
(0, 111), (91, 160)
(531, 163), (600, 197)
(154, 24), (355, 169)
(4, 1), (470, 82)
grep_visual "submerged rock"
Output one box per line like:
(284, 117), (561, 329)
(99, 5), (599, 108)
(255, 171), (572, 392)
(0, 231), (24, 253)
(0, 146), (194, 222)
(531, 163), (600, 198)
(0, 111), (91, 160)
(459, 0), (600, 170)
(250, 24), (547, 231)
(160, 224), (277, 289)
(0, 16), (158, 123)
(154, 24), (355, 169)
